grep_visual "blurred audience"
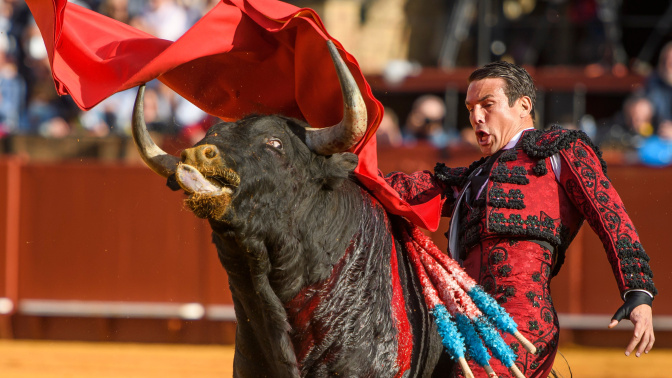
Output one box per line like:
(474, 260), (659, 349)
(80, 82), (173, 136)
(644, 41), (672, 130)
(23, 19), (78, 137)
(376, 107), (403, 148)
(134, 0), (189, 41)
(99, 0), (132, 24)
(595, 94), (655, 151)
(0, 33), (25, 136)
(403, 95), (450, 148)
(594, 41), (672, 167)
(638, 121), (672, 167)
(0, 0), (218, 142)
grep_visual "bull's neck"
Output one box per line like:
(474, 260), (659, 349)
(210, 182), (369, 376)
(282, 190), (401, 375)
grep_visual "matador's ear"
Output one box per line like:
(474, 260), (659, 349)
(519, 96), (532, 118)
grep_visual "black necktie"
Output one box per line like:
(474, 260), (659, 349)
(467, 149), (504, 205)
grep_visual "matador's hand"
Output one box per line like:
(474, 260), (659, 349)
(608, 291), (655, 357)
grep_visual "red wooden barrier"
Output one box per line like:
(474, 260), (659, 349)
(0, 144), (670, 345)
(0, 157), (22, 337)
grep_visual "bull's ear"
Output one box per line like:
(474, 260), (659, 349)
(321, 152), (358, 190)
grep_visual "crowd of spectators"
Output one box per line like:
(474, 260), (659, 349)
(591, 41), (672, 167)
(376, 95), (475, 151)
(3, 1), (672, 168)
(0, 0), (219, 144)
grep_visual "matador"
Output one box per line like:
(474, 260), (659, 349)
(386, 61), (657, 378)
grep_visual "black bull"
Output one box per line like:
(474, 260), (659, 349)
(179, 116), (445, 377)
(131, 42), (449, 377)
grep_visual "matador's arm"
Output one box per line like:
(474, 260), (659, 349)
(384, 162), (477, 217)
(558, 137), (656, 356)
(557, 139), (656, 297)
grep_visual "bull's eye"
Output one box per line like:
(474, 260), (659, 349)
(266, 138), (283, 150)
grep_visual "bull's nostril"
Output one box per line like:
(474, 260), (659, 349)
(204, 146), (217, 159)
(180, 150), (189, 162)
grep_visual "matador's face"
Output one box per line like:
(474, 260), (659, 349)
(465, 78), (531, 156)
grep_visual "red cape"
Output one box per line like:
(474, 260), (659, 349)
(26, 0), (442, 231)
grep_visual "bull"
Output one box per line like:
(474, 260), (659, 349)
(131, 42), (447, 377)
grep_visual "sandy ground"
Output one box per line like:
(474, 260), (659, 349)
(0, 340), (669, 377)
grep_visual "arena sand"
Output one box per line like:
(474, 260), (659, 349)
(0, 340), (669, 377)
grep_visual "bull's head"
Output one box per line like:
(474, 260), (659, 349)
(132, 41), (367, 226)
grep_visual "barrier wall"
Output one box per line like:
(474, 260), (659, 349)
(1, 145), (670, 345)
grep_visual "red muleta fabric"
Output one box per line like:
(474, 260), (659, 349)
(25, 0), (444, 231)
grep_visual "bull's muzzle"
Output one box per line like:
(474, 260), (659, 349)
(175, 144), (240, 197)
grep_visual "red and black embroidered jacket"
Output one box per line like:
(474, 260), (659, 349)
(385, 126), (657, 297)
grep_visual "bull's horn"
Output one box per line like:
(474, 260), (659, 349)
(132, 84), (180, 178)
(305, 41), (368, 155)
